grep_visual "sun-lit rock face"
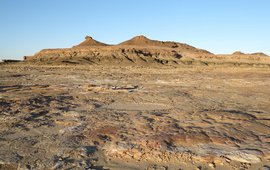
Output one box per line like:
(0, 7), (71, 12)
(73, 35), (109, 47)
(24, 35), (269, 66)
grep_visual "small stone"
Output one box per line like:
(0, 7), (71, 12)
(225, 153), (261, 164)
(209, 162), (216, 169)
(262, 165), (270, 170)
(196, 166), (202, 170)
(225, 157), (231, 163)
(196, 165), (208, 170)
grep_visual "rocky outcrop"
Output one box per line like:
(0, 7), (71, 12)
(216, 51), (270, 64)
(24, 35), (270, 66)
(25, 35), (213, 65)
(73, 36), (109, 47)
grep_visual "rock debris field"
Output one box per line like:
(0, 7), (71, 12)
(0, 64), (270, 170)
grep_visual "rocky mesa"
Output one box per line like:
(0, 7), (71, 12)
(24, 35), (270, 66)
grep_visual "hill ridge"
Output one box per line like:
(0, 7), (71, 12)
(73, 35), (109, 47)
(24, 35), (270, 66)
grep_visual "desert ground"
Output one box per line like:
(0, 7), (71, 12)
(0, 64), (270, 170)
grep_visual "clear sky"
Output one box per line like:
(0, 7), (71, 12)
(0, 0), (270, 60)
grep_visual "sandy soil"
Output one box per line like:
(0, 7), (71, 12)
(0, 64), (270, 170)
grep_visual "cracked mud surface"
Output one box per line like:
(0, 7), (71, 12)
(0, 65), (270, 169)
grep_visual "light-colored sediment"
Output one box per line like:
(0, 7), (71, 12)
(0, 65), (269, 169)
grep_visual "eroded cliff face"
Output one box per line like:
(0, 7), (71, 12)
(26, 35), (214, 65)
(25, 35), (270, 66)
(28, 46), (213, 65)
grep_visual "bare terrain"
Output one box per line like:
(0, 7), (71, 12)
(24, 36), (270, 67)
(0, 64), (270, 170)
(1, 36), (270, 169)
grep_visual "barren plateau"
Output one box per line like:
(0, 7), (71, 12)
(0, 64), (270, 170)
(0, 36), (270, 170)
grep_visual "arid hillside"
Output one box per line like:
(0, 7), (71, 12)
(24, 36), (270, 66)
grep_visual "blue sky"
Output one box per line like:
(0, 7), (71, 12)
(0, 0), (270, 60)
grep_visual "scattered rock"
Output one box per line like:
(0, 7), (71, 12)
(262, 165), (270, 170)
(225, 152), (261, 163)
(208, 162), (215, 169)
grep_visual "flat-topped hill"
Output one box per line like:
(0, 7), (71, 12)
(24, 35), (270, 66)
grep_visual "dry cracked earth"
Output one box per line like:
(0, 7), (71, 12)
(0, 64), (270, 170)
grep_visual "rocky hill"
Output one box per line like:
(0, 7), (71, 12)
(24, 35), (270, 66)
(73, 36), (109, 47)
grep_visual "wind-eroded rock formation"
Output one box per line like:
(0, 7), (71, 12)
(73, 36), (109, 47)
(25, 35), (270, 66)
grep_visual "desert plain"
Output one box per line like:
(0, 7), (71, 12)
(0, 36), (270, 170)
